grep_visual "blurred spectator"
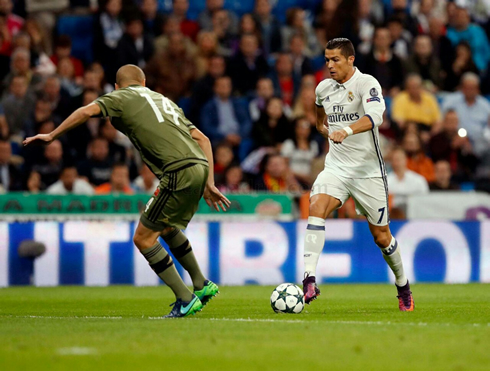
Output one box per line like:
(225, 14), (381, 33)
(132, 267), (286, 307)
(198, 0), (238, 34)
(77, 137), (113, 186)
(140, 0), (165, 38)
(404, 35), (442, 90)
(235, 14), (262, 54)
(281, 8), (321, 58)
(414, 0), (436, 34)
(116, 15), (154, 69)
(0, 0), (23, 42)
(428, 16), (455, 77)
(41, 75), (71, 120)
(429, 160), (460, 191)
(387, 147), (429, 210)
(218, 165), (250, 193)
(170, 0), (199, 41)
(200, 76), (251, 147)
(280, 117), (319, 187)
(391, 74), (441, 136)
(93, 0), (124, 82)
(444, 41), (479, 92)
(0, 103), (7, 138)
(46, 165), (94, 194)
(389, 0), (418, 35)
(387, 15), (412, 60)
(270, 53), (298, 107)
(2, 47), (42, 94)
(429, 109), (477, 181)
(195, 31), (218, 79)
(1, 74), (36, 137)
(0, 139), (22, 190)
(210, 9), (237, 57)
(31, 139), (64, 188)
(228, 34), (269, 96)
(249, 77), (274, 122)
(442, 73), (490, 149)
(95, 163), (134, 194)
(292, 84), (316, 124)
(83, 63), (113, 94)
(359, 27), (404, 95)
(446, 3), (490, 71)
(289, 33), (314, 78)
(252, 97), (292, 150)
(132, 164), (159, 193)
(24, 98), (57, 137)
(24, 17), (52, 59)
(145, 31), (197, 101)
(253, 0), (282, 57)
(99, 118), (126, 163)
(154, 16), (197, 56)
(323, 0), (361, 48)
(253, 153), (301, 192)
(189, 54), (225, 125)
(213, 142), (235, 184)
(26, 170), (41, 192)
(57, 57), (82, 97)
(402, 132), (435, 182)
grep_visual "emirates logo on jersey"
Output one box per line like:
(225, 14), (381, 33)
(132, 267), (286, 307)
(348, 91), (354, 102)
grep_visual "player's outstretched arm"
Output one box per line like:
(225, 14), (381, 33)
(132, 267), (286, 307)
(190, 128), (231, 212)
(23, 103), (101, 146)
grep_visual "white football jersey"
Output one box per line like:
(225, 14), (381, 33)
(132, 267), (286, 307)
(315, 67), (386, 179)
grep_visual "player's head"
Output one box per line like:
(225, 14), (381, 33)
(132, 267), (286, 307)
(115, 64), (146, 89)
(324, 38), (355, 83)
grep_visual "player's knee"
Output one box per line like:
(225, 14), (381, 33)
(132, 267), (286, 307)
(373, 233), (391, 248)
(133, 231), (154, 251)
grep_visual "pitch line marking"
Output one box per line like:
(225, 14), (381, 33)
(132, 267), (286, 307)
(56, 347), (98, 355)
(3, 315), (489, 328)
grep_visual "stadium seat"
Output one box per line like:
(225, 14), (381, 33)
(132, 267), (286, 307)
(186, 0), (207, 21)
(56, 15), (94, 65)
(224, 0), (255, 18)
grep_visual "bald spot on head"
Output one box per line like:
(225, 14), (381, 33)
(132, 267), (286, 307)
(115, 64), (146, 87)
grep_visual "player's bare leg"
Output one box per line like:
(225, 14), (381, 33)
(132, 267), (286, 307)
(303, 194), (341, 304)
(160, 228), (219, 306)
(133, 222), (202, 317)
(368, 223), (414, 311)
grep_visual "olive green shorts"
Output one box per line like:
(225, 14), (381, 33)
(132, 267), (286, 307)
(140, 163), (209, 231)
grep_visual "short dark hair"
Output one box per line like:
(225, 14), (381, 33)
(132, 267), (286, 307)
(325, 38), (355, 59)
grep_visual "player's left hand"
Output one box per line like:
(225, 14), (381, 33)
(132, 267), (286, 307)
(23, 133), (54, 146)
(329, 129), (348, 144)
(203, 185), (231, 212)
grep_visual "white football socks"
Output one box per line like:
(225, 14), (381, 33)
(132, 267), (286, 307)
(380, 236), (408, 287)
(303, 216), (326, 277)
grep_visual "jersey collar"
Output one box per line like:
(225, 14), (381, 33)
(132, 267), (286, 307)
(331, 67), (360, 90)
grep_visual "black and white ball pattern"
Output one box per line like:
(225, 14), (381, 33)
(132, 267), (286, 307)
(270, 283), (305, 314)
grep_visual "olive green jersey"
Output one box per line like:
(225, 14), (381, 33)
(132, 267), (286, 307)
(95, 85), (208, 179)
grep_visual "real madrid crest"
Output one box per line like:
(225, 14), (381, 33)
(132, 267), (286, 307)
(348, 91), (354, 102)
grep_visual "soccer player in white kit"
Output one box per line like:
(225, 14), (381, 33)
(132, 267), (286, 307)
(302, 38), (414, 311)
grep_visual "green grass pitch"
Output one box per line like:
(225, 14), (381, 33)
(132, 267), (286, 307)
(1, 284), (489, 371)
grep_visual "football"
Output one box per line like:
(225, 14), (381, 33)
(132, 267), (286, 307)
(270, 283), (305, 314)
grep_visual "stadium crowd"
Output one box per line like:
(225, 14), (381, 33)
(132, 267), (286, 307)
(0, 0), (489, 214)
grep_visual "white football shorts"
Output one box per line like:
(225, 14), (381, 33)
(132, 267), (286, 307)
(311, 169), (389, 226)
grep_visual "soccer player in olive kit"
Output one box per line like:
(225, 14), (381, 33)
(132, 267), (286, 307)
(303, 39), (414, 311)
(24, 65), (231, 318)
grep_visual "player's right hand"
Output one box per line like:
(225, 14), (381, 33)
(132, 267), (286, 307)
(203, 185), (232, 212)
(23, 134), (54, 146)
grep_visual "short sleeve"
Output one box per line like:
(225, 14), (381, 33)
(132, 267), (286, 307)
(95, 92), (123, 118)
(179, 108), (196, 131)
(360, 76), (385, 128)
(315, 84), (323, 107)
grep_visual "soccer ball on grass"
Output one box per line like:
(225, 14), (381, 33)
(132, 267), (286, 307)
(270, 283), (305, 314)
